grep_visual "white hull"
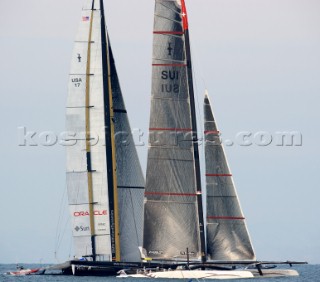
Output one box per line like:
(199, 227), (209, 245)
(249, 268), (299, 277)
(118, 270), (254, 279)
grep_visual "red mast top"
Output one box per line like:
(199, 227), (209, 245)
(181, 0), (189, 30)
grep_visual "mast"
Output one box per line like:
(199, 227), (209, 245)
(181, 0), (206, 263)
(85, 3), (96, 260)
(99, 0), (121, 261)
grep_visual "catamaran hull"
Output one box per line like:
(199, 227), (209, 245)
(117, 269), (300, 279)
(62, 261), (179, 276)
(118, 270), (254, 279)
(249, 268), (299, 277)
(67, 263), (145, 276)
(46, 260), (303, 278)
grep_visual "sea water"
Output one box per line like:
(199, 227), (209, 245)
(0, 264), (319, 282)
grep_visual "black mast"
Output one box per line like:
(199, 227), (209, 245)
(183, 2), (206, 263)
(100, 0), (118, 261)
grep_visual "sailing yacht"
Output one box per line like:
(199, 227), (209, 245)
(141, 0), (304, 278)
(143, 0), (255, 263)
(65, 0), (145, 274)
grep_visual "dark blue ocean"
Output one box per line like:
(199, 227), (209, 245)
(0, 264), (319, 282)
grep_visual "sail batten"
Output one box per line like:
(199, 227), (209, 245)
(204, 92), (256, 261)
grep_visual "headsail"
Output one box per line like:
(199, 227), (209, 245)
(66, 0), (144, 262)
(204, 92), (256, 261)
(143, 0), (205, 261)
(109, 44), (145, 262)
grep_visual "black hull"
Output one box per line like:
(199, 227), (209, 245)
(56, 260), (307, 277)
(63, 260), (180, 276)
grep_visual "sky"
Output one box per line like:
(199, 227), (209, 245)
(0, 0), (319, 264)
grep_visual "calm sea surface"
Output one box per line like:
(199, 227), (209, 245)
(0, 264), (319, 282)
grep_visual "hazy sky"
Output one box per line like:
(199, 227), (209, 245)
(0, 0), (319, 264)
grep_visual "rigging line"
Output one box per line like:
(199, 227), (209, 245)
(56, 216), (71, 258)
(129, 188), (140, 249)
(54, 184), (67, 252)
(68, 232), (73, 260)
(188, 30), (207, 221)
(187, 17), (208, 135)
(189, 36), (204, 144)
(55, 204), (70, 262)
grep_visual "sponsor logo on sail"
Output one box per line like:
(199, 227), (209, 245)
(97, 222), (107, 232)
(74, 226), (90, 232)
(73, 210), (108, 217)
(149, 250), (163, 255)
(180, 250), (195, 255)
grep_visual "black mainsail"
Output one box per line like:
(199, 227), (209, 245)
(204, 92), (256, 261)
(66, 0), (144, 262)
(143, 0), (205, 262)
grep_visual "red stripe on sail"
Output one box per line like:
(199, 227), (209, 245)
(181, 0), (189, 30)
(152, 64), (187, 67)
(206, 174), (232, 177)
(149, 127), (192, 132)
(207, 216), (245, 220)
(204, 130), (220, 134)
(153, 31), (184, 35)
(145, 192), (198, 197)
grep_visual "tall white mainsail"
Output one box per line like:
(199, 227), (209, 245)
(204, 92), (256, 261)
(66, 0), (144, 262)
(143, 0), (205, 262)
